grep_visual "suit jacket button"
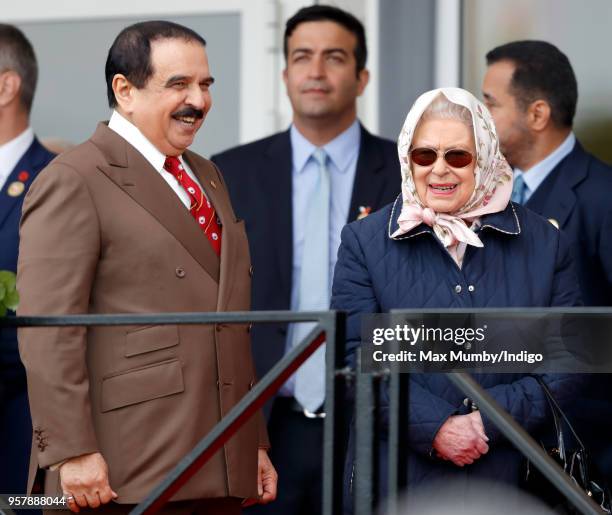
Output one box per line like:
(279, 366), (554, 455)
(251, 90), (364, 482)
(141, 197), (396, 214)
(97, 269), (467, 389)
(249, 266), (254, 277)
(247, 323), (253, 333)
(175, 267), (186, 278)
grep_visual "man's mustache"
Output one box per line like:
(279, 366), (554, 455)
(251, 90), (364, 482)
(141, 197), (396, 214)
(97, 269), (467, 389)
(300, 81), (331, 93)
(171, 107), (205, 119)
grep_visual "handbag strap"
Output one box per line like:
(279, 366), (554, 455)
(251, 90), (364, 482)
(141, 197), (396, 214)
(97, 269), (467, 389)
(535, 376), (586, 452)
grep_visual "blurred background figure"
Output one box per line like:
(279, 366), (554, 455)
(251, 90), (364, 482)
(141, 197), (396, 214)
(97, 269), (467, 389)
(482, 40), (612, 306)
(482, 39), (612, 481)
(0, 23), (55, 495)
(212, 5), (399, 514)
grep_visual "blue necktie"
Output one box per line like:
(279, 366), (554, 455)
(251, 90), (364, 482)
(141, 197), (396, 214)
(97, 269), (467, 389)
(293, 148), (330, 413)
(511, 173), (528, 204)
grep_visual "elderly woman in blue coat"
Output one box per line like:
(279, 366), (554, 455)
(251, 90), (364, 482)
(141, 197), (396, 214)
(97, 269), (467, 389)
(331, 88), (582, 497)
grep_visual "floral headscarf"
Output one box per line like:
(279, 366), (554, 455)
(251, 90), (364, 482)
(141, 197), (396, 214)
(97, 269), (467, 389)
(391, 87), (513, 250)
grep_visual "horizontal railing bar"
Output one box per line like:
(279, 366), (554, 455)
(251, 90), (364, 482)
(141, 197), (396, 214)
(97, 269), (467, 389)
(391, 307), (612, 315)
(0, 310), (333, 327)
(447, 373), (602, 515)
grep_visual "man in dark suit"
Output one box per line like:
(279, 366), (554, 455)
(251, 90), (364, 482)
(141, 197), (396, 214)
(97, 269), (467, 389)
(0, 23), (55, 496)
(482, 40), (612, 477)
(212, 5), (399, 514)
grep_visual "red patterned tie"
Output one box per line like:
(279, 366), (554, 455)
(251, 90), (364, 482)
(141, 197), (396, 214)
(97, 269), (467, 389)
(164, 156), (222, 256)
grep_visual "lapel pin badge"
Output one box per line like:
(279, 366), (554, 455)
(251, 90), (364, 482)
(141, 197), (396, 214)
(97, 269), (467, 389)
(7, 181), (25, 197)
(18, 170), (30, 182)
(547, 218), (559, 229)
(357, 206), (372, 220)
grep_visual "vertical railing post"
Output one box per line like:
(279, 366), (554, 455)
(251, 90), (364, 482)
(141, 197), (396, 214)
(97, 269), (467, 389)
(323, 310), (347, 515)
(354, 350), (375, 515)
(387, 369), (408, 514)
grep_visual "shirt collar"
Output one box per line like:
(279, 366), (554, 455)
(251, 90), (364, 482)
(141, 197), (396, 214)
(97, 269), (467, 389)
(290, 119), (361, 174)
(108, 110), (174, 172)
(0, 127), (35, 185)
(514, 132), (576, 193)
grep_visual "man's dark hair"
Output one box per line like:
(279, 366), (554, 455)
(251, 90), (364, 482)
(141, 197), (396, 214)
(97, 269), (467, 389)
(105, 20), (206, 108)
(486, 40), (577, 128)
(0, 24), (38, 113)
(284, 5), (367, 75)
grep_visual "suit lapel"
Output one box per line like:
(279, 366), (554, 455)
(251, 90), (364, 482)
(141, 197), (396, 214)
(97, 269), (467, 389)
(0, 139), (50, 229)
(348, 126), (389, 222)
(525, 143), (588, 229)
(91, 123), (220, 282)
(184, 150), (238, 310)
(262, 131), (293, 299)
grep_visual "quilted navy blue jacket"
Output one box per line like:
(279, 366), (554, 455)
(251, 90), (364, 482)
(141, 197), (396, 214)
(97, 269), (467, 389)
(331, 195), (583, 493)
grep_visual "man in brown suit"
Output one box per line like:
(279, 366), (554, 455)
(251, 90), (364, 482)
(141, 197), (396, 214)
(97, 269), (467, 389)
(17, 20), (276, 514)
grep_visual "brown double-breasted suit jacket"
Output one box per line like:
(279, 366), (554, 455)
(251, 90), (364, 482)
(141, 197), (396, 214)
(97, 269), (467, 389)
(17, 123), (267, 503)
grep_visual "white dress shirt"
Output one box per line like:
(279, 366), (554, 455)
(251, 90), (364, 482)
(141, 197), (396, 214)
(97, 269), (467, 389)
(0, 127), (34, 190)
(108, 110), (204, 209)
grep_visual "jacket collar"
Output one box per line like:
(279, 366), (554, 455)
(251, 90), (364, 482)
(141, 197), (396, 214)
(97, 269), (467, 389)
(388, 195), (521, 240)
(525, 141), (588, 228)
(90, 122), (223, 284)
(348, 124), (389, 221)
(0, 138), (54, 229)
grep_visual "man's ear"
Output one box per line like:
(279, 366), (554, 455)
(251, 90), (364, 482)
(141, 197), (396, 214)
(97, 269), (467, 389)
(112, 74), (136, 114)
(0, 70), (22, 108)
(356, 68), (370, 97)
(527, 99), (552, 132)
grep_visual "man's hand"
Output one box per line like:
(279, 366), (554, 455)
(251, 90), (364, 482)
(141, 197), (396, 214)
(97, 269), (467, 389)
(432, 413), (489, 467)
(60, 452), (118, 512)
(242, 449), (278, 507)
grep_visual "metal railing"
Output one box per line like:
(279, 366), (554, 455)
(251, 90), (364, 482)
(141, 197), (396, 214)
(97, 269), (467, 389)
(0, 310), (346, 515)
(3, 308), (609, 514)
(352, 308), (610, 515)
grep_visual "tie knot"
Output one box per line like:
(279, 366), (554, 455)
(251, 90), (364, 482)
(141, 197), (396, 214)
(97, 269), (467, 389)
(164, 156), (183, 178)
(513, 173), (524, 188)
(511, 172), (528, 204)
(311, 148), (327, 168)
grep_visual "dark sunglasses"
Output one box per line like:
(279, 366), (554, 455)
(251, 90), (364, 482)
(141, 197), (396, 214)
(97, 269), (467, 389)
(409, 147), (474, 168)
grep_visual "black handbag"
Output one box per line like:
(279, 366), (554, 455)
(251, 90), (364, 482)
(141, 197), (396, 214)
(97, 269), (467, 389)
(522, 377), (611, 514)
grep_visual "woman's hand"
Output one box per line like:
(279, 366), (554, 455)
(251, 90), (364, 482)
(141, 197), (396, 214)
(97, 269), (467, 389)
(432, 412), (489, 467)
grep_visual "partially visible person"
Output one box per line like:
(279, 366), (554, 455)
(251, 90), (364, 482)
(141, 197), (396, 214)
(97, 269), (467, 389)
(331, 88), (582, 512)
(17, 20), (274, 514)
(482, 40), (612, 306)
(212, 5), (399, 514)
(0, 23), (55, 496)
(483, 40), (612, 479)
